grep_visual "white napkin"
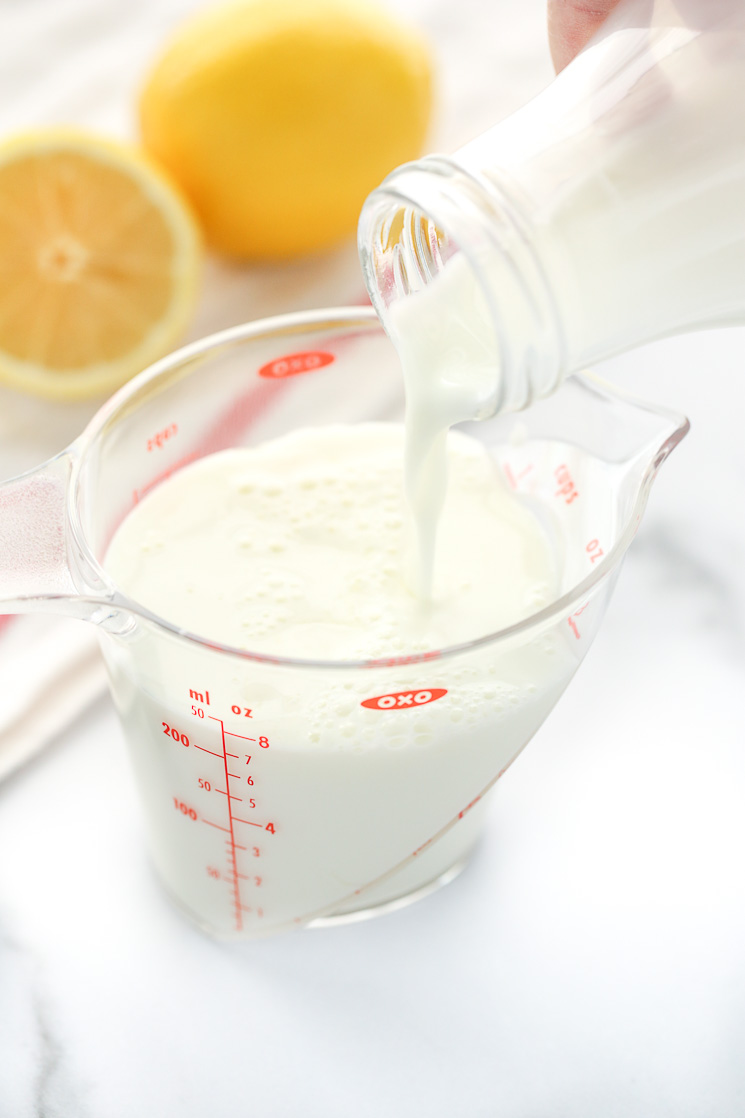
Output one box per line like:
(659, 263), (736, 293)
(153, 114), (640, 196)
(0, 616), (107, 780)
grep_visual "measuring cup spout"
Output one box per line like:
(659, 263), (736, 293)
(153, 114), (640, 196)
(0, 449), (94, 618)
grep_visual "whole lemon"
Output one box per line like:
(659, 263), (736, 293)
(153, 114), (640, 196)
(139, 0), (433, 260)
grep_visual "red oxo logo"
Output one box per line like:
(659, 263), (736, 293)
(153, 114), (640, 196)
(258, 351), (335, 379)
(361, 688), (447, 711)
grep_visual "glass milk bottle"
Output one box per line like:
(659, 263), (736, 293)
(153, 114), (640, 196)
(358, 0), (745, 417)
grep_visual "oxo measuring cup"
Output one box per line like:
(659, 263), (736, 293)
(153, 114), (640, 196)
(0, 308), (688, 939)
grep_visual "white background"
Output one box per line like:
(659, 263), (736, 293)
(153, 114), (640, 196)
(1, 1), (744, 1115)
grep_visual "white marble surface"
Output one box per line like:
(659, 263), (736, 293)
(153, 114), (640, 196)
(2, 0), (745, 1115)
(2, 335), (744, 1118)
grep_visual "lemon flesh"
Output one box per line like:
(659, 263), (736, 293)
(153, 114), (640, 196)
(0, 132), (201, 400)
(139, 0), (433, 259)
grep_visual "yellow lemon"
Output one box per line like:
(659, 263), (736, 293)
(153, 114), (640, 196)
(0, 131), (201, 400)
(139, 0), (433, 259)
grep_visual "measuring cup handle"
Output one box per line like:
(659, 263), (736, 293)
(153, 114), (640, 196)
(0, 450), (80, 612)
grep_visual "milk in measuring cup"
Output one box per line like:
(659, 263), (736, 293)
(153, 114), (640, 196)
(105, 424), (572, 935)
(107, 425), (553, 656)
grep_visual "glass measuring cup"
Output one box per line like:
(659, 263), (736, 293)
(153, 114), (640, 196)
(0, 308), (688, 939)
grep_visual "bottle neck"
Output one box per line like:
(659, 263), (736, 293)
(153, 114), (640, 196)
(358, 155), (568, 416)
(361, 0), (745, 412)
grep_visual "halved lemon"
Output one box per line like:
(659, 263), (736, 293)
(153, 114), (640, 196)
(0, 131), (201, 399)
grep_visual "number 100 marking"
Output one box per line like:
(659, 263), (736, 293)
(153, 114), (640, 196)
(173, 797), (197, 820)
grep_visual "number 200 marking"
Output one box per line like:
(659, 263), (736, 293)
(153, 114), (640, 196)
(163, 721), (189, 747)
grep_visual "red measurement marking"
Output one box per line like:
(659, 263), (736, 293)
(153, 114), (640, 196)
(233, 817), (262, 827)
(147, 423), (178, 453)
(568, 601), (589, 640)
(215, 789), (243, 801)
(162, 722), (189, 746)
(202, 819), (230, 832)
(366, 649), (441, 668)
(586, 538), (604, 563)
(227, 772), (241, 779)
(225, 752), (239, 759)
(132, 451), (199, 504)
(361, 688), (447, 711)
(502, 463), (517, 489)
(193, 744), (222, 757)
(258, 351), (334, 379)
(458, 792), (483, 820)
(173, 798), (197, 819)
(555, 463), (579, 505)
(502, 462), (533, 489)
(209, 715), (245, 933)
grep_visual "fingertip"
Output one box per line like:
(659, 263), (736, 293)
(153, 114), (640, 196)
(547, 0), (624, 72)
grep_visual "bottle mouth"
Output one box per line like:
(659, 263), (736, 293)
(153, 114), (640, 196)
(358, 156), (567, 417)
(361, 191), (452, 305)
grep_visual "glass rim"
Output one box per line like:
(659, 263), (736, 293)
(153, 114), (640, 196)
(66, 306), (689, 672)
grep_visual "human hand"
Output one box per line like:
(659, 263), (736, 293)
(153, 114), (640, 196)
(547, 0), (624, 71)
